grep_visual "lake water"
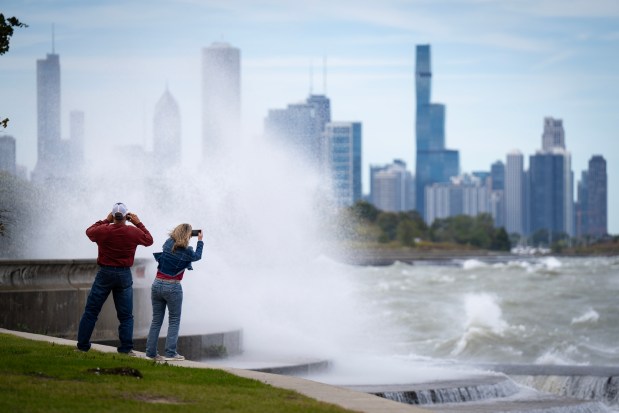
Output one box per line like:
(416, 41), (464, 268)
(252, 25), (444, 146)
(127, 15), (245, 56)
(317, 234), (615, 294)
(197, 254), (618, 379)
(354, 255), (619, 367)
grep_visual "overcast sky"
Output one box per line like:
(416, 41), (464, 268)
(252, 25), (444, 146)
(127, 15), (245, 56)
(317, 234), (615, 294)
(1, 0), (618, 232)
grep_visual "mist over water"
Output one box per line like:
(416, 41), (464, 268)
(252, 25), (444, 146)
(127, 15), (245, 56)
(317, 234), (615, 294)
(25, 132), (619, 398)
(32, 133), (392, 364)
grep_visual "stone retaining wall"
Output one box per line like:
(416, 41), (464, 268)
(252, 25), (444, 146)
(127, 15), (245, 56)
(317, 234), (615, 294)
(0, 259), (152, 340)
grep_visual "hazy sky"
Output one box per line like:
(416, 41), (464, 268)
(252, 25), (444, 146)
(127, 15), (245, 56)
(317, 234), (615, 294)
(1, 0), (618, 233)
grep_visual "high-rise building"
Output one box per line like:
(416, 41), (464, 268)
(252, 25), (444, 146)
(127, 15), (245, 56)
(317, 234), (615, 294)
(0, 135), (16, 175)
(491, 161), (505, 191)
(576, 170), (588, 238)
(564, 151), (574, 237)
(542, 117), (565, 151)
(370, 159), (415, 212)
(202, 42), (240, 161)
(264, 94), (331, 166)
(489, 160), (506, 228)
(68, 110), (85, 171)
(415, 45), (459, 218)
(324, 122), (362, 207)
(528, 117), (574, 237)
(32, 51), (61, 182)
(586, 155), (607, 237)
(529, 150), (568, 237)
(505, 150), (525, 235)
(153, 87), (181, 166)
(306, 94), (331, 137)
(425, 174), (488, 224)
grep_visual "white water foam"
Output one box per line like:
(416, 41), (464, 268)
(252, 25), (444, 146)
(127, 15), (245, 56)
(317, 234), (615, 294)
(462, 259), (488, 270)
(452, 293), (508, 356)
(572, 309), (600, 325)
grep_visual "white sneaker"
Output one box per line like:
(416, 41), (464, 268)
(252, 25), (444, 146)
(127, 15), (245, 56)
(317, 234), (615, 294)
(164, 354), (185, 361)
(146, 354), (165, 361)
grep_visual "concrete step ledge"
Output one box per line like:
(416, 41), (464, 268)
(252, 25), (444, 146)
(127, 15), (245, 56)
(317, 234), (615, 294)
(94, 329), (243, 360)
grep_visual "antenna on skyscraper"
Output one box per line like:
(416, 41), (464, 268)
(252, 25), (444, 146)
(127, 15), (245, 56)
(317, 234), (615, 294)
(309, 59), (314, 94)
(322, 55), (327, 95)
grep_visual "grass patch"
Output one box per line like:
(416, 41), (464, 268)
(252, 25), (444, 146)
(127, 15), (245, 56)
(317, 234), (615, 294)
(0, 334), (354, 413)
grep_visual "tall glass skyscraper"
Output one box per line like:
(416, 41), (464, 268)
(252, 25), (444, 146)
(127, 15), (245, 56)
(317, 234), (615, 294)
(153, 86), (181, 166)
(324, 122), (362, 207)
(529, 152), (566, 237)
(202, 42), (240, 161)
(370, 159), (415, 212)
(542, 117), (565, 151)
(0, 135), (16, 176)
(505, 150), (525, 235)
(32, 52), (61, 183)
(586, 155), (607, 237)
(263, 94), (331, 166)
(537, 117), (573, 237)
(415, 45), (459, 218)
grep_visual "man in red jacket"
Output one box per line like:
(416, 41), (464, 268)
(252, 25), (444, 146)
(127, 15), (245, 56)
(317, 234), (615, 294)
(77, 202), (154, 355)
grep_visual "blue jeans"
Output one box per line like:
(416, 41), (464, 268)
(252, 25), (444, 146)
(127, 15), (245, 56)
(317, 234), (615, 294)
(145, 280), (183, 358)
(77, 266), (134, 353)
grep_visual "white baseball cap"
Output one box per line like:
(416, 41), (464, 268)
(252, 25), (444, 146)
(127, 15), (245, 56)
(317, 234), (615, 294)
(112, 202), (128, 219)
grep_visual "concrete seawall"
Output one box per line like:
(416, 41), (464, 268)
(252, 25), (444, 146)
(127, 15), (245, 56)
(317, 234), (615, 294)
(0, 259), (243, 359)
(0, 258), (152, 340)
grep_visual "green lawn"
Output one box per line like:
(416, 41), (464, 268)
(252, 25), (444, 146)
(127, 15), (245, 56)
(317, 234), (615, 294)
(0, 334), (354, 413)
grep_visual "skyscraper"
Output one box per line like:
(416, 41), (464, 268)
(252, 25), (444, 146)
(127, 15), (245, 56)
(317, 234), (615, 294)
(324, 122), (362, 207)
(505, 150), (525, 235)
(542, 117), (565, 151)
(491, 161), (505, 191)
(306, 94), (331, 136)
(69, 110), (85, 171)
(264, 94), (331, 166)
(425, 174), (488, 224)
(415, 45), (459, 218)
(529, 150), (571, 237)
(0, 135), (16, 176)
(545, 118), (574, 237)
(202, 42), (240, 161)
(153, 86), (181, 166)
(370, 160), (414, 212)
(576, 170), (588, 238)
(586, 155), (607, 237)
(489, 160), (506, 228)
(32, 51), (61, 182)
(527, 117), (574, 237)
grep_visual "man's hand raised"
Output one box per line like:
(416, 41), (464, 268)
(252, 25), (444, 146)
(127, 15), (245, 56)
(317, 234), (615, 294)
(126, 212), (141, 225)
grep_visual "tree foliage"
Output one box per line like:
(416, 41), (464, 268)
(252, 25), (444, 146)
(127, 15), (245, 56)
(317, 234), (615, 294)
(343, 201), (511, 251)
(349, 200), (380, 222)
(1, 14), (27, 128)
(430, 213), (510, 250)
(0, 14), (27, 55)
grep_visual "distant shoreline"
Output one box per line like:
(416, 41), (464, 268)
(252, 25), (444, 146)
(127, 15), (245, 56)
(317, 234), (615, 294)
(338, 247), (618, 266)
(339, 248), (514, 266)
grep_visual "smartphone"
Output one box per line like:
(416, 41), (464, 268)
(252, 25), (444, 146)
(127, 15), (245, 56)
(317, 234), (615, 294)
(191, 229), (201, 237)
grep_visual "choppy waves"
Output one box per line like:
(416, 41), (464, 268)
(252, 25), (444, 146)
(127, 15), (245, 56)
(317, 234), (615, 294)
(357, 256), (619, 366)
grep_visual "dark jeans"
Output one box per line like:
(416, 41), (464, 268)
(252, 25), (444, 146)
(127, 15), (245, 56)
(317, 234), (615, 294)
(77, 266), (134, 353)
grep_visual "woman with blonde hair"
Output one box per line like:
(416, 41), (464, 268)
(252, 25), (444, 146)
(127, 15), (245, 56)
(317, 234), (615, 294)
(145, 223), (203, 361)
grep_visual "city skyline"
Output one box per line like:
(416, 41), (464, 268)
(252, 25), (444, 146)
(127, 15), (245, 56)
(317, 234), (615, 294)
(0, 0), (617, 232)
